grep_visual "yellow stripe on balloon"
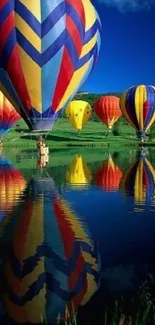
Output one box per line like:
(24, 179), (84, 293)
(81, 0), (96, 31)
(23, 198), (44, 258)
(135, 85), (146, 132)
(134, 159), (144, 203)
(58, 60), (91, 110)
(120, 90), (136, 129)
(81, 273), (98, 306)
(24, 285), (46, 323)
(146, 113), (155, 132)
(0, 83), (20, 113)
(80, 33), (97, 58)
(15, 14), (41, 53)
(18, 47), (42, 113)
(18, 0), (41, 22)
(21, 257), (45, 296)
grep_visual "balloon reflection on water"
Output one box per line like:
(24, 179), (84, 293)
(94, 155), (123, 192)
(66, 154), (92, 188)
(120, 152), (155, 209)
(0, 174), (101, 324)
(0, 155), (27, 224)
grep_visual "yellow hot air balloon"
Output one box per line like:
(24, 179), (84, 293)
(66, 101), (92, 132)
(66, 154), (92, 187)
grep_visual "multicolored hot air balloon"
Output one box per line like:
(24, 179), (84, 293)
(120, 85), (155, 142)
(120, 152), (155, 207)
(0, 155), (26, 224)
(66, 100), (92, 131)
(66, 154), (92, 188)
(0, 1), (101, 132)
(1, 176), (100, 324)
(0, 91), (20, 136)
(94, 96), (122, 132)
(95, 155), (123, 192)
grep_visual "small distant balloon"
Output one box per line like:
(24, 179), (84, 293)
(66, 101), (92, 131)
(94, 96), (122, 131)
(120, 85), (155, 141)
(0, 91), (20, 136)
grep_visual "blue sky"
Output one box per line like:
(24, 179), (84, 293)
(82, 0), (155, 94)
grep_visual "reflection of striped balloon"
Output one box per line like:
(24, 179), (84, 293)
(120, 155), (155, 205)
(0, 156), (26, 223)
(0, 91), (20, 135)
(0, 0), (101, 131)
(120, 85), (155, 138)
(95, 155), (123, 192)
(2, 187), (100, 323)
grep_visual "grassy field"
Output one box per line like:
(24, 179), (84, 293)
(3, 116), (155, 149)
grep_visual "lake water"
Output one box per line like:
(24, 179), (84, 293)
(0, 147), (155, 324)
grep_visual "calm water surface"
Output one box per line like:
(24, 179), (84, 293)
(0, 147), (155, 324)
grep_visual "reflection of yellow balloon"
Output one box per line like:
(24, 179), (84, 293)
(66, 101), (92, 131)
(66, 155), (92, 187)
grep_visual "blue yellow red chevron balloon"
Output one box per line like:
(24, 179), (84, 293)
(1, 176), (101, 323)
(0, 91), (20, 135)
(0, 0), (102, 132)
(120, 85), (155, 139)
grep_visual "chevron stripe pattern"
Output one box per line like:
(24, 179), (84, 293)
(2, 193), (100, 323)
(0, 0), (102, 131)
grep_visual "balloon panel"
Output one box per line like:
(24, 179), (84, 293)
(0, 91), (20, 135)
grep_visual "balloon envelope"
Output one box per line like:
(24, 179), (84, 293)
(0, 91), (20, 135)
(120, 85), (155, 137)
(0, 0), (101, 132)
(94, 96), (122, 129)
(66, 100), (92, 131)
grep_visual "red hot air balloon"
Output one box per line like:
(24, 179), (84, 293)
(95, 155), (123, 192)
(94, 96), (122, 133)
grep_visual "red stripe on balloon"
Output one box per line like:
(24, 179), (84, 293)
(7, 45), (31, 111)
(0, 12), (14, 52)
(52, 48), (74, 110)
(143, 101), (149, 126)
(66, 0), (85, 27)
(0, 0), (9, 11)
(66, 15), (83, 56)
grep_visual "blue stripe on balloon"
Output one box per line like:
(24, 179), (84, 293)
(42, 15), (65, 52)
(16, 28), (41, 65)
(15, 0), (41, 37)
(42, 30), (66, 66)
(65, 2), (84, 40)
(84, 21), (98, 44)
(41, 0), (64, 21)
(42, 47), (64, 113)
(144, 86), (155, 129)
(78, 46), (96, 69)
(42, 2), (65, 37)
(0, 0), (13, 28)
(126, 86), (139, 131)
(0, 28), (16, 68)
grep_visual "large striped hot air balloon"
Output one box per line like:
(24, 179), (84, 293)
(94, 155), (123, 192)
(0, 91), (20, 136)
(66, 100), (92, 132)
(66, 154), (92, 188)
(120, 85), (155, 142)
(1, 176), (100, 324)
(0, 1), (101, 132)
(120, 152), (155, 208)
(94, 96), (122, 132)
(0, 155), (26, 224)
